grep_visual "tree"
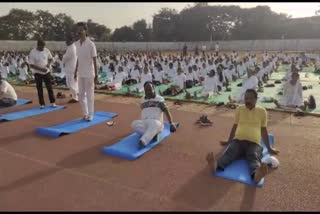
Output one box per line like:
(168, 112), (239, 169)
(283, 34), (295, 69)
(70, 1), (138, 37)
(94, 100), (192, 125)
(152, 8), (179, 41)
(133, 19), (149, 41)
(0, 9), (36, 40)
(111, 26), (137, 41)
(33, 10), (56, 40)
(51, 13), (75, 41)
(86, 19), (111, 41)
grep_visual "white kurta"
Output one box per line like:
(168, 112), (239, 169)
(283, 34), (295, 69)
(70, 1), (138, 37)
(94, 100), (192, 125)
(279, 80), (303, 107)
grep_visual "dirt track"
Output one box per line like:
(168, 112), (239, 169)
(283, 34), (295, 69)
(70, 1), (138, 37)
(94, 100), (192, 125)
(0, 86), (319, 211)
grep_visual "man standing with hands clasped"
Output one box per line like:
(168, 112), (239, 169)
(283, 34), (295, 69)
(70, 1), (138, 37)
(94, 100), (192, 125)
(74, 22), (98, 121)
(29, 39), (56, 109)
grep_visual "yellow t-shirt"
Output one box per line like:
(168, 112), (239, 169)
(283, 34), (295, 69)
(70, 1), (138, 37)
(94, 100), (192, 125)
(234, 105), (267, 145)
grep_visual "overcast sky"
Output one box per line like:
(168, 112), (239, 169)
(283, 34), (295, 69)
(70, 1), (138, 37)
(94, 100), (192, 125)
(0, 2), (318, 30)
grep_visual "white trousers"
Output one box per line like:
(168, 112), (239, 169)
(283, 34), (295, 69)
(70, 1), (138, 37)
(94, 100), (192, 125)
(78, 77), (95, 117)
(131, 119), (163, 146)
(66, 75), (78, 100)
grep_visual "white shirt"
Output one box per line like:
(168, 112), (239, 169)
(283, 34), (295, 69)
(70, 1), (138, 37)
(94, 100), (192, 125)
(18, 67), (29, 81)
(130, 69), (140, 82)
(0, 80), (17, 100)
(141, 72), (153, 85)
(203, 76), (218, 92)
(29, 48), (53, 75)
(0, 64), (9, 79)
(154, 70), (165, 82)
(141, 95), (165, 122)
(173, 74), (186, 89)
(63, 43), (77, 75)
(75, 38), (97, 78)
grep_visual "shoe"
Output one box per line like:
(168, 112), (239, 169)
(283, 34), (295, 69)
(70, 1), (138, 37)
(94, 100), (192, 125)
(51, 103), (57, 108)
(68, 99), (79, 104)
(40, 105), (45, 109)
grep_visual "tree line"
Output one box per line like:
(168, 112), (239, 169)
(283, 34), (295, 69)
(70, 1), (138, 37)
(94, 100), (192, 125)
(0, 3), (319, 42)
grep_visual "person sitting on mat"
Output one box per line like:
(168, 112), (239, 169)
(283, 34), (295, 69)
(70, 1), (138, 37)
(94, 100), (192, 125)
(206, 89), (280, 183)
(273, 72), (307, 111)
(160, 67), (186, 96)
(200, 69), (219, 99)
(0, 75), (18, 107)
(100, 66), (126, 91)
(228, 67), (258, 106)
(131, 81), (178, 148)
(125, 64), (140, 85)
(153, 64), (165, 86)
(185, 66), (198, 89)
(134, 65), (153, 93)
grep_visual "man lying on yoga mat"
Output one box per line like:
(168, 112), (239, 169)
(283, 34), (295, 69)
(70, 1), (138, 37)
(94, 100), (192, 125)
(132, 81), (178, 148)
(0, 75), (17, 107)
(206, 89), (279, 183)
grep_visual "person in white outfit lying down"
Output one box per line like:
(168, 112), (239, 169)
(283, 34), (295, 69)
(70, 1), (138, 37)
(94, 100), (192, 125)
(131, 81), (179, 148)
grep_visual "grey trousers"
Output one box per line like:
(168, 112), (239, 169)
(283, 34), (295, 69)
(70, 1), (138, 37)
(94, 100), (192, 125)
(217, 139), (263, 178)
(0, 98), (17, 107)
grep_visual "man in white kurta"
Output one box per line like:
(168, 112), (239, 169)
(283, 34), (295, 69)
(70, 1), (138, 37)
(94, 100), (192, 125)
(74, 22), (98, 121)
(63, 36), (78, 103)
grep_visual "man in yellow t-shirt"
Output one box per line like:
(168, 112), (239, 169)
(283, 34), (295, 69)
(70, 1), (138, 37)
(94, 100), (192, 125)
(206, 89), (279, 183)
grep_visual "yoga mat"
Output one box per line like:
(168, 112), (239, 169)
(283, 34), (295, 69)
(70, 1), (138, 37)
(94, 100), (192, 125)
(0, 99), (32, 109)
(102, 122), (172, 160)
(0, 105), (65, 122)
(36, 111), (118, 138)
(213, 134), (275, 187)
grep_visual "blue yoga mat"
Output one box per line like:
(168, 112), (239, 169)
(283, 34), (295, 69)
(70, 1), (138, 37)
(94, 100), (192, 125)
(0, 105), (65, 122)
(213, 134), (275, 187)
(102, 122), (172, 160)
(36, 111), (118, 138)
(0, 99), (32, 109)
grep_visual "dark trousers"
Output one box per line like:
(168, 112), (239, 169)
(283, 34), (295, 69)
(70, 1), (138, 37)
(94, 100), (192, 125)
(34, 73), (55, 106)
(0, 98), (17, 107)
(217, 139), (263, 178)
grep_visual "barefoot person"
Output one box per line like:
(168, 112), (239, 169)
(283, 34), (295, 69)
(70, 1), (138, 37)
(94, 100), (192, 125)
(273, 72), (306, 111)
(206, 89), (279, 183)
(131, 81), (178, 148)
(63, 34), (78, 103)
(74, 22), (98, 121)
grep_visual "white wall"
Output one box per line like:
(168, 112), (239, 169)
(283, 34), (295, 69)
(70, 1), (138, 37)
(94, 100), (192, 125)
(1, 39), (320, 52)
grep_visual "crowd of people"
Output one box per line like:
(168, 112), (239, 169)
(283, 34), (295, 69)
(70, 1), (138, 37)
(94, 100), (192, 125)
(1, 21), (320, 184)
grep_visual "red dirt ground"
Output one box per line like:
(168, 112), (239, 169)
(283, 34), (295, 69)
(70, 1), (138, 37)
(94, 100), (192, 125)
(0, 87), (319, 211)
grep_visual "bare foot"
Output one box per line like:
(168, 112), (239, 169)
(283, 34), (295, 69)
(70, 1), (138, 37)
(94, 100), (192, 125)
(254, 163), (269, 183)
(206, 152), (217, 172)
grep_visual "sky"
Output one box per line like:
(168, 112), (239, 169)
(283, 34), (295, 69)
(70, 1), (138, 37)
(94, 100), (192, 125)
(0, 2), (319, 31)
